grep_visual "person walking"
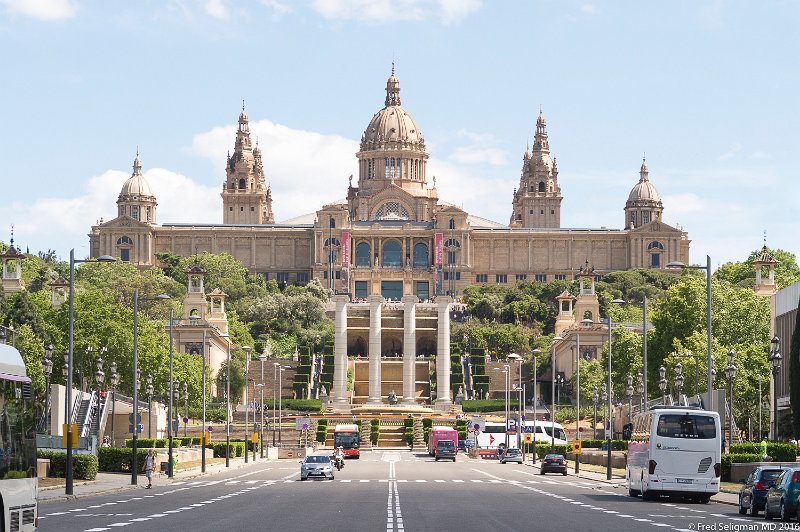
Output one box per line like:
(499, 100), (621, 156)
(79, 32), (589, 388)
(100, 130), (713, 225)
(144, 448), (156, 489)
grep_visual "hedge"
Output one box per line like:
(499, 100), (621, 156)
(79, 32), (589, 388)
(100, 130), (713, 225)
(729, 442), (797, 462)
(721, 453), (761, 481)
(125, 438), (168, 448)
(38, 451), (98, 480)
(370, 418), (380, 445)
(208, 442), (246, 458)
(403, 417), (414, 429)
(95, 447), (149, 473)
(259, 399), (322, 412)
(404, 428), (414, 446)
(316, 418), (329, 443)
(535, 444), (572, 459)
(422, 418), (433, 429)
(231, 438), (260, 453)
(461, 399), (506, 412)
(188, 407), (226, 423)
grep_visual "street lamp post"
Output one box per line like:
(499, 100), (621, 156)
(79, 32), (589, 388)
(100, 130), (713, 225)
(674, 362), (684, 406)
(724, 350), (737, 452)
(109, 362), (119, 446)
(166, 309), (175, 478)
(94, 355), (105, 439)
(626, 374), (634, 420)
(658, 366), (667, 406)
(591, 386), (599, 440)
(531, 348), (540, 464)
(509, 353), (523, 452)
(667, 255), (713, 411)
(146, 374), (153, 439)
(259, 351), (267, 459)
(183, 381), (189, 438)
(636, 372), (644, 412)
(243, 345), (251, 463)
(278, 366), (288, 446)
(131, 289), (170, 486)
(768, 336), (781, 441)
(42, 344), (54, 435)
(503, 365), (510, 449)
(671, 351), (699, 403)
(605, 299), (624, 481)
(272, 362), (279, 446)
(550, 336), (563, 452)
(65, 249), (114, 494)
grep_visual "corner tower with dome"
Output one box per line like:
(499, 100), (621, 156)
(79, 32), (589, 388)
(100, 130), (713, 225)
(90, 66), (689, 291)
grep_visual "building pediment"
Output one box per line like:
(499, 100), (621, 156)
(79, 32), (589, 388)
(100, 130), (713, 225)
(630, 220), (682, 234)
(99, 215), (153, 230)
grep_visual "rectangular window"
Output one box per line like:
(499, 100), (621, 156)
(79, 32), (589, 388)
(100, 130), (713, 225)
(476, 274), (488, 283)
(643, 212), (650, 224)
(495, 274), (507, 284)
(263, 272), (269, 281)
(120, 249), (130, 262)
(555, 274), (567, 281)
(540, 209), (544, 215)
(355, 281), (368, 298)
(296, 272), (309, 284)
(415, 281), (429, 301)
(655, 414), (717, 439)
(131, 205), (139, 220)
(251, 207), (255, 212)
(447, 251), (456, 265)
(550, 209), (555, 215)
(529, 210), (534, 215)
(651, 253), (660, 267)
(444, 271), (461, 281)
(515, 274), (527, 282)
(230, 207), (233, 211)
(535, 274), (547, 283)
(335, 270), (341, 279)
(276, 272), (290, 284)
(381, 280), (404, 300)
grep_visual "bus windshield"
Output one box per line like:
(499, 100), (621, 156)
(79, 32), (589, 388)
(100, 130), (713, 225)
(544, 426), (566, 441)
(656, 414), (717, 439)
(334, 432), (360, 448)
(0, 378), (37, 479)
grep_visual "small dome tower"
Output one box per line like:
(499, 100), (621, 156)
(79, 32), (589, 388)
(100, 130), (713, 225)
(117, 149), (158, 224)
(624, 158), (663, 229)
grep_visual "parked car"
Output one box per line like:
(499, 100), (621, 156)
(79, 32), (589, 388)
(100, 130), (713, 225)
(764, 467), (800, 521)
(457, 439), (468, 452)
(540, 454), (567, 475)
(738, 466), (792, 516)
(500, 447), (522, 465)
(435, 439), (457, 462)
(300, 454), (334, 481)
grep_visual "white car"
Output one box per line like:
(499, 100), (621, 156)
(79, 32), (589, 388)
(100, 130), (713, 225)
(300, 454), (334, 480)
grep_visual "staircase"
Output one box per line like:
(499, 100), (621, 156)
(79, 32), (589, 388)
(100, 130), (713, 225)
(377, 421), (405, 448)
(244, 358), (297, 405)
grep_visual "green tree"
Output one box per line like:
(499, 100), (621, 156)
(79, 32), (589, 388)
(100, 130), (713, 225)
(716, 247), (800, 290)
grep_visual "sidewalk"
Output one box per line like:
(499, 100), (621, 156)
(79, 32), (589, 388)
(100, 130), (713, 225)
(38, 456), (257, 503)
(519, 457), (738, 506)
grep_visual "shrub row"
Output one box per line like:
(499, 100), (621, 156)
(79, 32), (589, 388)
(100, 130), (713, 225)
(208, 442), (246, 458)
(96, 447), (149, 473)
(729, 442), (797, 462)
(370, 418), (380, 445)
(721, 453), (762, 481)
(461, 399), (506, 412)
(404, 428), (414, 446)
(125, 438), (168, 448)
(316, 418), (328, 443)
(37, 451), (99, 480)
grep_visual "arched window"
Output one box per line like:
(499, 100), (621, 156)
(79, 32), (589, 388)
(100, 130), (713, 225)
(116, 236), (133, 246)
(647, 241), (664, 251)
(382, 241), (402, 267)
(449, 218), (455, 230)
(355, 242), (371, 266)
(648, 241), (664, 267)
(375, 202), (410, 220)
(238, 178), (246, 189)
(538, 181), (545, 192)
(413, 243), (429, 268)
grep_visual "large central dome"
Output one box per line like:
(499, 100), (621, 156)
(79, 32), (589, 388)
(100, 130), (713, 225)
(360, 69), (425, 151)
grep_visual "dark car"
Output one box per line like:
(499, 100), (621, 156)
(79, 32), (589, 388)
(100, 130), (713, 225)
(764, 467), (800, 521)
(738, 466), (791, 516)
(435, 439), (457, 462)
(540, 453), (567, 475)
(457, 439), (467, 452)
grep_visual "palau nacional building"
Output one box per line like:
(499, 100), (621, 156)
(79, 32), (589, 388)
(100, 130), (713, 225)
(88, 69), (690, 409)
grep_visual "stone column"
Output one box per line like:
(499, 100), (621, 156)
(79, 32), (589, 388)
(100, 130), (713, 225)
(436, 296), (453, 411)
(331, 295), (350, 412)
(401, 295), (418, 404)
(367, 295), (383, 404)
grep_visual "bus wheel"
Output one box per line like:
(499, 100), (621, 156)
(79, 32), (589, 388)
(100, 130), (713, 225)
(641, 490), (655, 502)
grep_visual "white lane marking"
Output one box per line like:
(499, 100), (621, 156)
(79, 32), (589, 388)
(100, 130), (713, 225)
(650, 524), (672, 528)
(85, 529), (111, 532)
(452, 479), (464, 483)
(434, 479), (445, 483)
(107, 524), (132, 528)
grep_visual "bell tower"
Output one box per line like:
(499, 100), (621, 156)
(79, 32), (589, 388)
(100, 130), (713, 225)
(510, 111), (562, 228)
(221, 104), (275, 224)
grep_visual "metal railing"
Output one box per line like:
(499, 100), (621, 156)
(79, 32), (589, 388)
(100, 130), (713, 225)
(80, 391), (97, 438)
(70, 390), (84, 425)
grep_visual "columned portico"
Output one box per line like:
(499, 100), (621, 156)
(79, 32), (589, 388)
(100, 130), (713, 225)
(401, 295), (418, 404)
(332, 295), (350, 411)
(435, 296), (453, 410)
(367, 295), (383, 404)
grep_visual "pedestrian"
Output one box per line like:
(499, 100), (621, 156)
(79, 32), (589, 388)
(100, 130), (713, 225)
(144, 448), (156, 489)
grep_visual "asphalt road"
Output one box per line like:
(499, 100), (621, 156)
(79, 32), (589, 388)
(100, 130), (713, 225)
(39, 451), (767, 532)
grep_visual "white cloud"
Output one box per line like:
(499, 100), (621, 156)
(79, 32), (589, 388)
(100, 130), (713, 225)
(446, 129), (508, 166)
(0, 0), (76, 20)
(439, 0), (481, 25)
(204, 0), (229, 19)
(749, 150), (771, 160)
(717, 142), (741, 161)
(310, 0), (478, 24)
(261, 0), (292, 16)
(660, 193), (704, 216)
(580, 3), (595, 14)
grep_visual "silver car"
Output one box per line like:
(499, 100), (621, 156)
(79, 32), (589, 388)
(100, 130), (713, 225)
(500, 447), (523, 464)
(300, 454), (334, 481)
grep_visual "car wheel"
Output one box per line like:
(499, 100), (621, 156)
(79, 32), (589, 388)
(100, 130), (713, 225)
(435, 457), (439, 462)
(329, 475), (335, 481)
(642, 490), (654, 502)
(739, 495), (747, 515)
(300, 476), (307, 481)
(748, 499), (759, 517)
(452, 458), (456, 462)
(780, 500), (788, 522)
(540, 470), (545, 475)
(697, 494), (711, 504)
(765, 503), (773, 520)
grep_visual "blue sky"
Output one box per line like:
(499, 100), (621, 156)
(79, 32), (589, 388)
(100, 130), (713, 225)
(1, 0), (797, 269)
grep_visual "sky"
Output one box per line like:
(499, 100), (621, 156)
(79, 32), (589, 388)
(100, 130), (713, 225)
(1, 0), (798, 269)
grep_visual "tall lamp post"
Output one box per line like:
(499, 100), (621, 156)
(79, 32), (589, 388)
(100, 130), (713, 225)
(658, 366), (667, 405)
(604, 298), (625, 481)
(273, 362), (279, 446)
(667, 255), (713, 411)
(65, 249), (114, 494)
(502, 365), (510, 449)
(550, 335), (563, 451)
(42, 344), (54, 434)
(131, 290), (170, 486)
(768, 336), (781, 441)
(243, 345), (251, 463)
(674, 362), (684, 406)
(183, 381), (189, 438)
(146, 374), (153, 439)
(531, 348), (540, 464)
(278, 365), (288, 446)
(109, 362), (119, 447)
(508, 353), (523, 452)
(625, 374), (634, 420)
(94, 354), (105, 442)
(636, 372), (645, 412)
(724, 350), (737, 451)
(671, 351), (699, 403)
(166, 309), (175, 478)
(591, 386), (599, 440)
(259, 351), (267, 458)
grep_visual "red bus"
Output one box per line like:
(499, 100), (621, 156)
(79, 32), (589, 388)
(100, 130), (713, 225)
(333, 424), (361, 458)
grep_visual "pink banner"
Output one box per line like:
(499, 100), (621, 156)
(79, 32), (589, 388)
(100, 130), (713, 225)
(341, 231), (350, 267)
(435, 232), (443, 265)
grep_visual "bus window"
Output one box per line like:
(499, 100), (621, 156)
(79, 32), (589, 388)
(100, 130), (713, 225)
(656, 414), (717, 439)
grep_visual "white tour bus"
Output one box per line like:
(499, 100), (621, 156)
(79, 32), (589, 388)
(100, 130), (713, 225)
(476, 420), (567, 449)
(0, 343), (38, 531)
(627, 406), (721, 503)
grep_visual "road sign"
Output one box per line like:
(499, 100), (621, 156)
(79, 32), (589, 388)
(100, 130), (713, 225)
(488, 434), (496, 445)
(128, 413), (142, 423)
(171, 420), (179, 432)
(471, 417), (485, 433)
(208, 425), (213, 432)
(507, 418), (517, 432)
(296, 417), (311, 431)
(138, 423), (144, 433)
(201, 431), (209, 445)
(287, 451), (293, 458)
(183, 417), (188, 424)
(524, 433), (533, 444)
(572, 441), (582, 454)
(62, 424), (78, 447)
(251, 432), (259, 443)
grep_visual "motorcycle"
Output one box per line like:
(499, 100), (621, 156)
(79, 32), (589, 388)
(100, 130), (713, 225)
(333, 455), (344, 471)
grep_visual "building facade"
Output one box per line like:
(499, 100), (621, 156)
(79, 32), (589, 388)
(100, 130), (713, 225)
(90, 69), (690, 297)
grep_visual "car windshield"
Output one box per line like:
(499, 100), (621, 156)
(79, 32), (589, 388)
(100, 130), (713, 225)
(506, 448), (520, 455)
(761, 470), (784, 484)
(305, 455), (330, 464)
(438, 440), (455, 448)
(544, 454), (563, 460)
